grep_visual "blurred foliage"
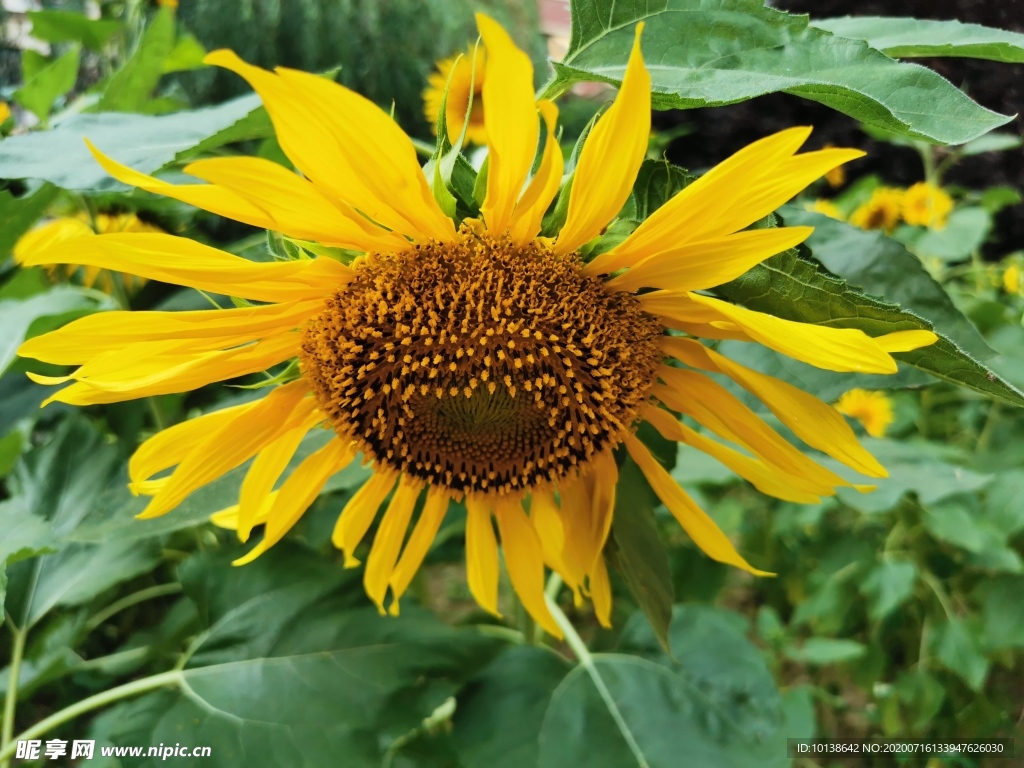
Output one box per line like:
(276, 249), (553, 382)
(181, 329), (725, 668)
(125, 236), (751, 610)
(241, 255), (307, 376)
(1, 1), (1024, 767)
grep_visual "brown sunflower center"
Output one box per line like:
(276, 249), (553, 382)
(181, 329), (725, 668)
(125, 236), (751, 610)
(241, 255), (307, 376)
(300, 230), (663, 495)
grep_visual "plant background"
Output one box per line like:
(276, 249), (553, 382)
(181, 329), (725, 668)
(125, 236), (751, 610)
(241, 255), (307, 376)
(1, 0), (1024, 766)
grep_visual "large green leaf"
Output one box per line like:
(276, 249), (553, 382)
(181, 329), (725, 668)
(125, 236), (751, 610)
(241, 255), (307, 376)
(538, 606), (785, 768)
(98, 7), (176, 113)
(25, 10), (124, 51)
(715, 249), (1024, 408)
(13, 47), (80, 124)
(0, 287), (106, 374)
(548, 0), (1010, 144)
(781, 206), (993, 361)
(0, 94), (261, 191)
(813, 16), (1024, 64)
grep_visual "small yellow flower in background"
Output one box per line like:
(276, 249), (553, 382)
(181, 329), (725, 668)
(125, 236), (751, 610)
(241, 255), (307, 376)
(834, 389), (895, 438)
(1004, 263), (1022, 295)
(17, 16), (938, 635)
(0, 101), (11, 128)
(423, 46), (487, 145)
(805, 199), (844, 220)
(157, 0), (178, 9)
(823, 144), (845, 188)
(15, 213), (161, 294)
(902, 181), (953, 229)
(850, 187), (904, 232)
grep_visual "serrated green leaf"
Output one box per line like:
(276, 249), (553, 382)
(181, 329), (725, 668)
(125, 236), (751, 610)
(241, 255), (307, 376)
(26, 10), (124, 51)
(0, 94), (261, 191)
(782, 206), (993, 361)
(0, 498), (57, 629)
(715, 249), (1024, 408)
(98, 7), (176, 112)
(813, 16), (1024, 64)
(931, 617), (989, 691)
(548, 0), (1010, 145)
(860, 558), (917, 622)
(13, 46), (80, 124)
(607, 459), (674, 653)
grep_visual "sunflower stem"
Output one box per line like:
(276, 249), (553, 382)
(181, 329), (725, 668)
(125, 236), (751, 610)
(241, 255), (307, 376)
(544, 588), (651, 768)
(0, 670), (183, 764)
(0, 617), (27, 768)
(84, 583), (182, 634)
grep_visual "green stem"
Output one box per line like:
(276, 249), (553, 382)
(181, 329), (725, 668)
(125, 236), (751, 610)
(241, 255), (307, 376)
(84, 583), (182, 634)
(410, 137), (436, 158)
(544, 585), (651, 768)
(0, 670), (182, 764)
(0, 619), (27, 768)
(146, 397), (166, 432)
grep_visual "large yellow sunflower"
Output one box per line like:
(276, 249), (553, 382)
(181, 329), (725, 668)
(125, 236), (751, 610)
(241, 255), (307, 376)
(423, 45), (487, 145)
(17, 17), (936, 638)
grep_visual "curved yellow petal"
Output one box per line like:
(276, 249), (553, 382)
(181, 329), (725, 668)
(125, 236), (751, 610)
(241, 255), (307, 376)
(605, 227), (813, 293)
(332, 468), (399, 566)
(554, 22), (649, 256)
(624, 434), (773, 576)
(135, 380), (309, 519)
(508, 100), (563, 245)
(388, 487), (450, 614)
(874, 329), (939, 353)
(19, 299), (320, 366)
(589, 556), (613, 628)
(529, 489), (568, 577)
(17, 232), (350, 303)
(206, 50), (454, 242)
(494, 497), (561, 638)
(465, 494), (501, 616)
(661, 337), (886, 478)
(364, 475), (422, 614)
(476, 13), (538, 234)
(14, 218), (94, 263)
(234, 437), (354, 566)
(211, 490), (278, 531)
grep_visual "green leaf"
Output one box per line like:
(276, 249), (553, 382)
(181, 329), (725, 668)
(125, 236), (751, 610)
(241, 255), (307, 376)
(0, 287), (104, 374)
(922, 498), (1009, 558)
(813, 16), (1024, 64)
(715, 249), (1024, 408)
(896, 207), (991, 263)
(959, 133), (1023, 156)
(782, 206), (993, 361)
(931, 617), (989, 691)
(975, 577), (1024, 652)
(0, 498), (56, 629)
(453, 646), (571, 768)
(13, 46), (80, 124)
(0, 184), (58, 262)
(607, 459), (674, 653)
(161, 33), (208, 74)
(0, 93), (261, 191)
(549, 0), (1010, 145)
(97, 7), (176, 112)
(783, 637), (867, 665)
(26, 10), (124, 51)
(859, 558), (917, 622)
(541, 606), (786, 768)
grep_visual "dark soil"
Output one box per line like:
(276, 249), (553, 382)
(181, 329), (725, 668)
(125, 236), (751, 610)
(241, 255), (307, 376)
(656, 0), (1024, 260)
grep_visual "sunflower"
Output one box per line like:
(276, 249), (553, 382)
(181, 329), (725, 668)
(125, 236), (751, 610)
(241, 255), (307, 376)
(1004, 263), (1021, 295)
(0, 101), (11, 128)
(834, 389), (896, 438)
(902, 181), (953, 229)
(15, 212), (161, 294)
(17, 17), (936, 637)
(423, 45), (486, 145)
(805, 199), (844, 220)
(850, 187), (905, 232)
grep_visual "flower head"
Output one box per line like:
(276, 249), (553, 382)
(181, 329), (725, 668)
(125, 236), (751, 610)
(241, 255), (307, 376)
(834, 389), (895, 438)
(902, 182), (953, 229)
(423, 46), (487, 145)
(850, 187), (904, 232)
(17, 17), (936, 635)
(1004, 263), (1022, 295)
(0, 101), (11, 127)
(805, 199), (843, 220)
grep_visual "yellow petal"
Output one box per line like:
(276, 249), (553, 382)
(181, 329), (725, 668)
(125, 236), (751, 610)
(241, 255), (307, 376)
(88, 141), (403, 252)
(364, 475), (422, 614)
(207, 50), (454, 242)
(654, 367), (850, 494)
(136, 380), (310, 519)
(14, 218), (95, 263)
(494, 497), (562, 638)
(555, 22), (649, 256)
(529, 489), (568, 577)
(642, 404), (822, 504)
(661, 337), (886, 478)
(331, 468), (399, 566)
(237, 405), (324, 542)
(19, 299), (320, 366)
(210, 490), (278, 531)
(18, 232), (350, 303)
(874, 329), (939, 353)
(605, 227), (813, 293)
(234, 437), (354, 565)
(465, 494), (501, 616)
(589, 556), (613, 628)
(625, 434), (773, 576)
(476, 13), (538, 234)
(508, 100), (563, 245)
(388, 487), (450, 613)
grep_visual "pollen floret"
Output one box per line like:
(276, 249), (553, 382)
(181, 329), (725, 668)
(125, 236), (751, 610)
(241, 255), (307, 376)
(301, 230), (663, 495)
